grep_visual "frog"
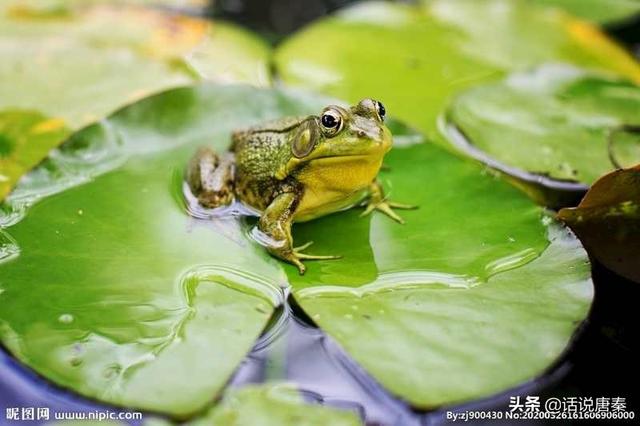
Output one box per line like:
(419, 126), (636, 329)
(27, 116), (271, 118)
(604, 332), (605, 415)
(186, 98), (415, 274)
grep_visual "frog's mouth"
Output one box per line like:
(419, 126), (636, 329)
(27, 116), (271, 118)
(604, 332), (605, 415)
(308, 135), (392, 163)
(305, 152), (385, 168)
(311, 154), (372, 162)
(305, 153), (385, 172)
(283, 153), (383, 179)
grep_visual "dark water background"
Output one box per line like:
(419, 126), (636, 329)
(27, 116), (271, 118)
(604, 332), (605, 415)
(1, 1), (639, 425)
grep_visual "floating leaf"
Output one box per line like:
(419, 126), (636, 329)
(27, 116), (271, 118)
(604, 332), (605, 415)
(0, 85), (592, 413)
(188, 384), (361, 426)
(0, 1), (270, 201)
(559, 165), (640, 282)
(0, 110), (70, 201)
(275, 0), (640, 143)
(0, 2), (270, 127)
(445, 64), (640, 207)
(0, 85), (331, 417)
(532, 0), (640, 24)
(287, 134), (593, 408)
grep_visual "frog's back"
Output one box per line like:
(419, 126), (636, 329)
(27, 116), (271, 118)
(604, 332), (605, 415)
(231, 116), (313, 176)
(231, 116), (310, 209)
(231, 116), (307, 147)
(244, 116), (308, 133)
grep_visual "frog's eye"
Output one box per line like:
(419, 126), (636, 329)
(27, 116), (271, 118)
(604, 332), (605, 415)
(375, 100), (386, 121)
(320, 110), (343, 135)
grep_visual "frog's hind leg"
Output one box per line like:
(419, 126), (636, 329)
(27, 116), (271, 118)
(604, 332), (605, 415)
(187, 147), (235, 208)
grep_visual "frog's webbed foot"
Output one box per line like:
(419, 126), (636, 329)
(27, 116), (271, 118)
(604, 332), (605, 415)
(267, 240), (341, 276)
(294, 241), (341, 260)
(361, 200), (416, 224)
(361, 181), (417, 224)
(258, 193), (341, 275)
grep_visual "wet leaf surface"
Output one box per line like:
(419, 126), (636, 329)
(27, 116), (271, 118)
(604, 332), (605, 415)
(0, 2), (270, 127)
(445, 65), (640, 205)
(0, 85), (328, 417)
(287, 139), (551, 289)
(0, 85), (593, 413)
(287, 131), (592, 408)
(559, 165), (640, 283)
(0, 1), (270, 201)
(274, 0), (640, 144)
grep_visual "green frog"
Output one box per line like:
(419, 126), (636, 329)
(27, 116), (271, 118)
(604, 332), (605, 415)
(187, 98), (415, 274)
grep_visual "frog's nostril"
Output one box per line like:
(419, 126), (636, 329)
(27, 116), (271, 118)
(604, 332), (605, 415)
(357, 131), (366, 138)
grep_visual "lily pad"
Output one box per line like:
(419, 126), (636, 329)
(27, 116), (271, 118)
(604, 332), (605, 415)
(188, 383), (361, 426)
(274, 0), (640, 142)
(0, 1), (270, 201)
(0, 84), (593, 413)
(0, 110), (70, 201)
(0, 2), (270, 127)
(558, 165), (640, 283)
(444, 64), (640, 207)
(0, 85), (331, 417)
(287, 133), (593, 408)
(533, 0), (640, 24)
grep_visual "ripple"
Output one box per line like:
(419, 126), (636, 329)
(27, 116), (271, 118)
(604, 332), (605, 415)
(179, 264), (285, 307)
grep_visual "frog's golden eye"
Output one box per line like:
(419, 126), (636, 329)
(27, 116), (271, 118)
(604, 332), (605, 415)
(320, 110), (343, 135)
(375, 100), (386, 121)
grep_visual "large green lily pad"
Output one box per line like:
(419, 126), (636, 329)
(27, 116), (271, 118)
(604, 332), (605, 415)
(274, 0), (640, 143)
(0, 85), (328, 417)
(0, 2), (270, 127)
(287, 133), (592, 408)
(0, 1), (270, 201)
(444, 65), (640, 207)
(0, 85), (592, 413)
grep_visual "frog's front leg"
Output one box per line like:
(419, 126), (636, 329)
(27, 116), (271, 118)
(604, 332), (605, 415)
(257, 191), (340, 274)
(361, 180), (417, 224)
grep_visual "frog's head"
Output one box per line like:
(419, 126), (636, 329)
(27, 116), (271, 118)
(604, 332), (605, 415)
(288, 99), (392, 165)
